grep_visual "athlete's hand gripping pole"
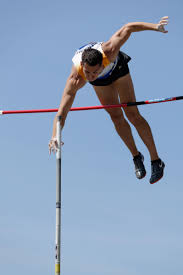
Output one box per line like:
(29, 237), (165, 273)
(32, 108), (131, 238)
(49, 116), (64, 155)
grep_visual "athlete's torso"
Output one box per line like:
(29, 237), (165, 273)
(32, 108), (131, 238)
(72, 42), (119, 81)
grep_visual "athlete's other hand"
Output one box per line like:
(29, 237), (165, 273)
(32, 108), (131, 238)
(157, 16), (169, 33)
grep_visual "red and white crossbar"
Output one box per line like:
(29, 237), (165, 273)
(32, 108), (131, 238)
(1, 96), (183, 115)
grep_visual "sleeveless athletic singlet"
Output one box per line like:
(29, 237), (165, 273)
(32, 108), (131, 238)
(72, 42), (131, 86)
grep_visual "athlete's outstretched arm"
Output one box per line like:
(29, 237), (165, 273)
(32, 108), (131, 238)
(103, 16), (169, 61)
(49, 66), (86, 153)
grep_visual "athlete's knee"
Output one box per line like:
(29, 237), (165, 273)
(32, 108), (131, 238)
(109, 112), (125, 126)
(125, 110), (144, 126)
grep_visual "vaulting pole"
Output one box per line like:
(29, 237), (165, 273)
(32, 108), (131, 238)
(55, 115), (62, 275)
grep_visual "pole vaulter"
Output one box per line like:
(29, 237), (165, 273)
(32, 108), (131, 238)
(1, 15), (179, 275)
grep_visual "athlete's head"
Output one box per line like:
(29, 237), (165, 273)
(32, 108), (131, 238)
(81, 48), (104, 81)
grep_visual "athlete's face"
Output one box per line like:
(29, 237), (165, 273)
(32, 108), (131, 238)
(82, 63), (104, 82)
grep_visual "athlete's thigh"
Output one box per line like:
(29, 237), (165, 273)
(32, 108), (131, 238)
(113, 73), (140, 115)
(92, 84), (123, 116)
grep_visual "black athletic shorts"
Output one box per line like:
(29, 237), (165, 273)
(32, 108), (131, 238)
(89, 51), (131, 86)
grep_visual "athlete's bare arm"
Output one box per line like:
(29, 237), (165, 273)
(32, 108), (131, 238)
(49, 66), (86, 153)
(102, 16), (169, 61)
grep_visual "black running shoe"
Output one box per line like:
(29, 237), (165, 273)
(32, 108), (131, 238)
(150, 159), (165, 184)
(133, 152), (146, 179)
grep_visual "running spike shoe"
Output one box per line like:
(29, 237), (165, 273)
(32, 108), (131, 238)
(150, 159), (165, 184)
(133, 152), (146, 179)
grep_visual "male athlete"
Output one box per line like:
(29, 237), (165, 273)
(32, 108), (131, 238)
(49, 16), (169, 184)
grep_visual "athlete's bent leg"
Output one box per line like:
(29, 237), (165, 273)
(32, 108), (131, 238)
(114, 74), (159, 161)
(93, 84), (139, 157)
(114, 73), (165, 183)
(93, 84), (146, 179)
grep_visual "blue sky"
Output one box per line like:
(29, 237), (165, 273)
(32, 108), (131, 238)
(0, 1), (183, 275)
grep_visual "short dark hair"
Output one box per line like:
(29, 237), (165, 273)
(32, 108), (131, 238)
(81, 48), (103, 66)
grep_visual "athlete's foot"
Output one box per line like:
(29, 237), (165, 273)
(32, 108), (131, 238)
(133, 152), (146, 179)
(150, 159), (165, 184)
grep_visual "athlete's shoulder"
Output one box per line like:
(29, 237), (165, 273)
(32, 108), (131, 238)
(102, 41), (118, 62)
(68, 65), (86, 87)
